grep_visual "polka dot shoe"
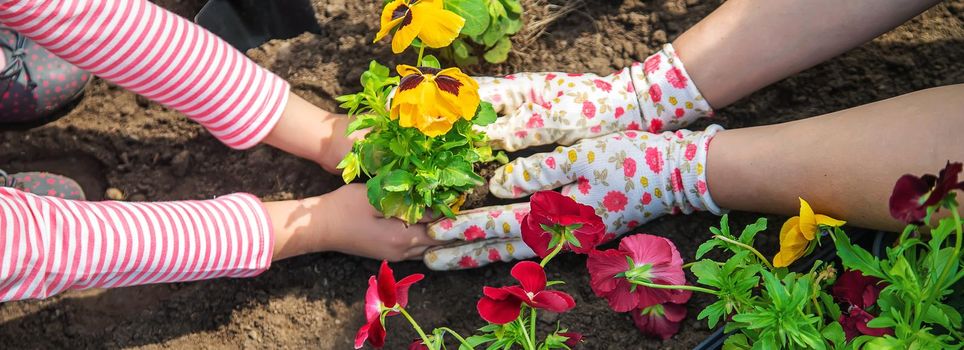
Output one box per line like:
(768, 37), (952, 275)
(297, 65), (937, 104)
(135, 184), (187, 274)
(0, 27), (91, 129)
(1, 169), (86, 200)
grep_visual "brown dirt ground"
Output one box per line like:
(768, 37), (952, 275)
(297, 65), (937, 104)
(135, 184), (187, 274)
(1, 0), (962, 349)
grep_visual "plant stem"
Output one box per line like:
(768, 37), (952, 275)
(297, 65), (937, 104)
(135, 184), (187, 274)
(911, 204), (963, 331)
(630, 280), (718, 295)
(540, 242), (566, 267)
(398, 307), (432, 348)
(417, 45), (425, 66)
(714, 234), (775, 270)
(437, 327), (473, 349)
(518, 315), (535, 350)
(529, 308), (537, 349)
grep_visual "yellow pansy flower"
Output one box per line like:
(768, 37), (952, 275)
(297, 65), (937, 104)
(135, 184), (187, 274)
(375, 0), (465, 54)
(391, 65), (480, 137)
(773, 198), (846, 267)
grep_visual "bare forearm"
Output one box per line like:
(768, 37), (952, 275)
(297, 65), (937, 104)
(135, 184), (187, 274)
(707, 84), (964, 230)
(262, 92), (356, 173)
(674, 0), (940, 108)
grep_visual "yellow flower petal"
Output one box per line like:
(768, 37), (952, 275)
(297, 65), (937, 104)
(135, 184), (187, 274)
(779, 217), (807, 245)
(798, 198), (818, 240)
(411, 4), (464, 48)
(815, 214), (846, 228)
(773, 246), (806, 268)
(375, 0), (408, 43)
(391, 13), (423, 53)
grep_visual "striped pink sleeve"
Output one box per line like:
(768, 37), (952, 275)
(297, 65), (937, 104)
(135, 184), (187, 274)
(0, 0), (290, 149)
(0, 188), (274, 302)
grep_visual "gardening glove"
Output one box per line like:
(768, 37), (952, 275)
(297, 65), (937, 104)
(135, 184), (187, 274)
(423, 125), (726, 270)
(475, 43), (713, 152)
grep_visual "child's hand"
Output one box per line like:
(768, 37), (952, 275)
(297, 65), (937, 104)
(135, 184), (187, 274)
(270, 184), (443, 262)
(319, 184), (441, 261)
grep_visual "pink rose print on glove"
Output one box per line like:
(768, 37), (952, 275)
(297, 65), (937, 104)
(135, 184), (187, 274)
(645, 147), (664, 173)
(624, 158), (637, 178)
(488, 248), (502, 262)
(666, 67), (688, 89)
(615, 107), (625, 119)
(675, 108), (685, 119)
(582, 101), (597, 119)
(671, 168), (684, 192)
(464, 225), (486, 241)
(545, 73), (557, 81)
(594, 79), (613, 92)
(514, 209), (528, 223)
(527, 114), (544, 128)
(577, 176), (592, 195)
(641, 192), (653, 205)
(489, 210), (503, 218)
(685, 143), (697, 161)
(545, 156), (557, 169)
(438, 219), (454, 230)
(591, 125), (602, 134)
(648, 84), (662, 102)
(459, 256), (479, 268)
(567, 73), (583, 77)
(644, 54), (661, 75)
(515, 131), (528, 139)
(649, 119), (663, 133)
(603, 191), (629, 212)
(627, 122), (641, 131)
(697, 180), (707, 195)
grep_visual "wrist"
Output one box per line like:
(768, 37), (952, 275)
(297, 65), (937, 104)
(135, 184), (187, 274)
(266, 196), (332, 261)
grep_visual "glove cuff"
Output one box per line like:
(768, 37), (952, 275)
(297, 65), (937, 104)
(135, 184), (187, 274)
(664, 125), (726, 216)
(629, 43), (713, 133)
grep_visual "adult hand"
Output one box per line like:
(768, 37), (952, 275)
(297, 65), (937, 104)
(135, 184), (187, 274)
(423, 127), (724, 270)
(472, 44), (713, 152)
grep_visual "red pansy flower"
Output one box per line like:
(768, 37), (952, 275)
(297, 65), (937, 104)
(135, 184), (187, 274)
(560, 332), (583, 347)
(832, 270), (884, 309)
(839, 307), (894, 341)
(521, 191), (605, 257)
(587, 234), (688, 312)
(355, 261), (425, 349)
(632, 296), (690, 340)
(889, 162), (963, 224)
(477, 261), (576, 324)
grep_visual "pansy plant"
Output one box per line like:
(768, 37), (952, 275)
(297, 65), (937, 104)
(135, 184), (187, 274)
(338, 0), (505, 224)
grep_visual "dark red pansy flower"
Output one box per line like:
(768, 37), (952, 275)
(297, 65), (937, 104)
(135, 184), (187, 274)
(355, 261), (425, 349)
(889, 162), (963, 224)
(839, 307), (895, 341)
(587, 234), (687, 312)
(832, 270), (884, 309)
(477, 261), (576, 324)
(560, 332), (583, 347)
(521, 191), (605, 258)
(631, 297), (690, 340)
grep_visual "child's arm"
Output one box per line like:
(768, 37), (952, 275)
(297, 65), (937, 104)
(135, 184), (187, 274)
(0, 0), (351, 171)
(0, 184), (436, 302)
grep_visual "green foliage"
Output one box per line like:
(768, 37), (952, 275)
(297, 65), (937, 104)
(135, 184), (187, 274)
(337, 61), (503, 224)
(694, 187), (964, 349)
(833, 199), (963, 349)
(444, 0), (524, 65)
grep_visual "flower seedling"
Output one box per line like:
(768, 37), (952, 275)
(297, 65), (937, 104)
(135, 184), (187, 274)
(338, 0), (505, 224)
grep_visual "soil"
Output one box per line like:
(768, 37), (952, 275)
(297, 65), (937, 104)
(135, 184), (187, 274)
(1, 0), (963, 349)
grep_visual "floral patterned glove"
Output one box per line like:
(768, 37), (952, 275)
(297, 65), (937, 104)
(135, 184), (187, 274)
(476, 43), (713, 152)
(424, 125), (726, 270)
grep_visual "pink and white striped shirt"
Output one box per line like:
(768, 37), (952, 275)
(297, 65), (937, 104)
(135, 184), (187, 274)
(0, 0), (290, 149)
(0, 0), (286, 301)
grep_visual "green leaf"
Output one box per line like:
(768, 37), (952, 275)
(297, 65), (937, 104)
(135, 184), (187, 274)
(739, 217), (767, 245)
(865, 315), (896, 329)
(833, 229), (885, 278)
(483, 36), (512, 63)
(346, 114), (379, 134)
(697, 300), (728, 329)
(440, 160), (484, 187)
(336, 152), (360, 183)
(481, 19), (505, 47)
(383, 170), (416, 192)
(722, 334), (751, 350)
(821, 321), (846, 347)
(503, 12), (523, 35)
(452, 38), (472, 60)
(695, 239), (721, 259)
(500, 0), (523, 15)
(421, 54), (441, 69)
(474, 101), (498, 126)
(445, 0), (490, 36)
(366, 174), (386, 210)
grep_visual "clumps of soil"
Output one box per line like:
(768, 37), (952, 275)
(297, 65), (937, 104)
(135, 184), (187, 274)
(0, 0), (961, 349)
